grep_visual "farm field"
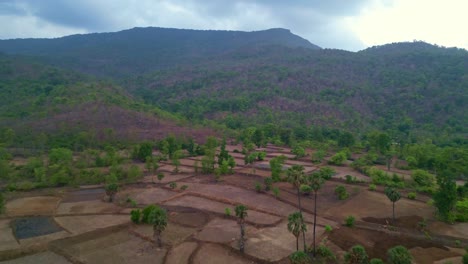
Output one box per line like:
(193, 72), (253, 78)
(0, 145), (467, 264)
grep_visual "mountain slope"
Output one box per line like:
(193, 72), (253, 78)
(0, 54), (214, 148)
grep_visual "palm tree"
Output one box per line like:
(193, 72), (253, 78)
(147, 205), (168, 247)
(385, 187), (401, 225)
(235, 204), (248, 253)
(288, 211), (307, 251)
(287, 165), (306, 250)
(308, 172), (325, 256)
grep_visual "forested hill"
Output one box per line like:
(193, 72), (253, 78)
(0, 27), (467, 146)
(0, 54), (213, 149)
(0, 27), (319, 77)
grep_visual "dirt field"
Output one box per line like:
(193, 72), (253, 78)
(1, 144), (467, 263)
(6, 196), (61, 217)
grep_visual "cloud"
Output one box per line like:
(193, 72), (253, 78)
(1, 0), (465, 51)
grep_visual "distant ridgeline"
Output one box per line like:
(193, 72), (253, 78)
(0, 28), (467, 148)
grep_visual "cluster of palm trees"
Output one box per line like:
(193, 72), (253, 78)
(287, 165), (326, 256)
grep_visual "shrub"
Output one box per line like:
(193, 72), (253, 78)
(344, 245), (369, 264)
(130, 209), (141, 224)
(463, 253), (468, 264)
(316, 244), (336, 261)
(157, 172), (165, 182)
(289, 251), (311, 264)
(345, 175), (354, 184)
(169, 182), (177, 189)
(411, 169), (435, 187)
(141, 205), (157, 223)
(273, 187), (280, 198)
(264, 177), (273, 191)
(180, 185), (188, 191)
(300, 184), (312, 196)
(225, 207), (231, 217)
(325, 225), (333, 232)
(455, 198), (468, 222)
(407, 192), (416, 200)
(369, 184), (377, 191)
(255, 182), (262, 193)
(335, 185), (349, 200)
(387, 245), (412, 264)
(345, 215), (356, 227)
(329, 151), (347, 166)
(370, 258), (384, 264)
(318, 166), (335, 180)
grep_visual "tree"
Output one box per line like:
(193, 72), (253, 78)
(287, 165), (306, 250)
(385, 187), (401, 224)
(147, 205), (168, 247)
(344, 245), (369, 264)
(287, 212), (307, 251)
(308, 172), (325, 256)
(387, 245), (412, 264)
(217, 138), (229, 165)
(434, 172), (457, 222)
(137, 142), (153, 162)
(235, 204), (248, 253)
(105, 183), (119, 202)
(270, 155), (286, 181)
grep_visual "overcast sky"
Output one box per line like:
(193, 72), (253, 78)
(0, 0), (466, 51)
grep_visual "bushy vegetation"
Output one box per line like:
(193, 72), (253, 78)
(335, 185), (349, 200)
(345, 215), (356, 227)
(387, 245), (412, 264)
(344, 245), (369, 264)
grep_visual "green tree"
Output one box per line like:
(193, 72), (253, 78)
(48, 148), (73, 165)
(344, 245), (369, 264)
(287, 211), (307, 251)
(270, 155), (287, 181)
(387, 245), (412, 264)
(434, 173), (458, 222)
(292, 145), (306, 159)
(147, 205), (168, 247)
(385, 187), (401, 224)
(252, 129), (265, 147)
(217, 138), (229, 165)
(287, 165), (306, 250)
(105, 183), (119, 202)
(235, 204), (248, 253)
(137, 142), (153, 162)
(308, 171), (325, 256)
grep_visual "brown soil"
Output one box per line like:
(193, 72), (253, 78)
(329, 226), (455, 261)
(411, 247), (461, 264)
(169, 211), (209, 228)
(363, 215), (424, 230)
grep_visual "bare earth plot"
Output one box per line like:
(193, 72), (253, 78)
(132, 222), (197, 246)
(325, 190), (435, 220)
(0, 251), (71, 264)
(193, 243), (254, 264)
(55, 215), (130, 235)
(120, 187), (178, 205)
(140, 173), (194, 184)
(0, 220), (19, 251)
(232, 220), (325, 262)
(195, 218), (250, 243)
(164, 195), (281, 225)
(165, 242), (198, 264)
(59, 230), (166, 264)
(6, 196), (61, 217)
(56, 200), (121, 215)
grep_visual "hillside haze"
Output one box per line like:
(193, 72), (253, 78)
(0, 27), (467, 145)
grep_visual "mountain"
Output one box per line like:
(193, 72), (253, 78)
(0, 27), (319, 77)
(0, 28), (466, 146)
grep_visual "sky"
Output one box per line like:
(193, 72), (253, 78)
(0, 0), (466, 51)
